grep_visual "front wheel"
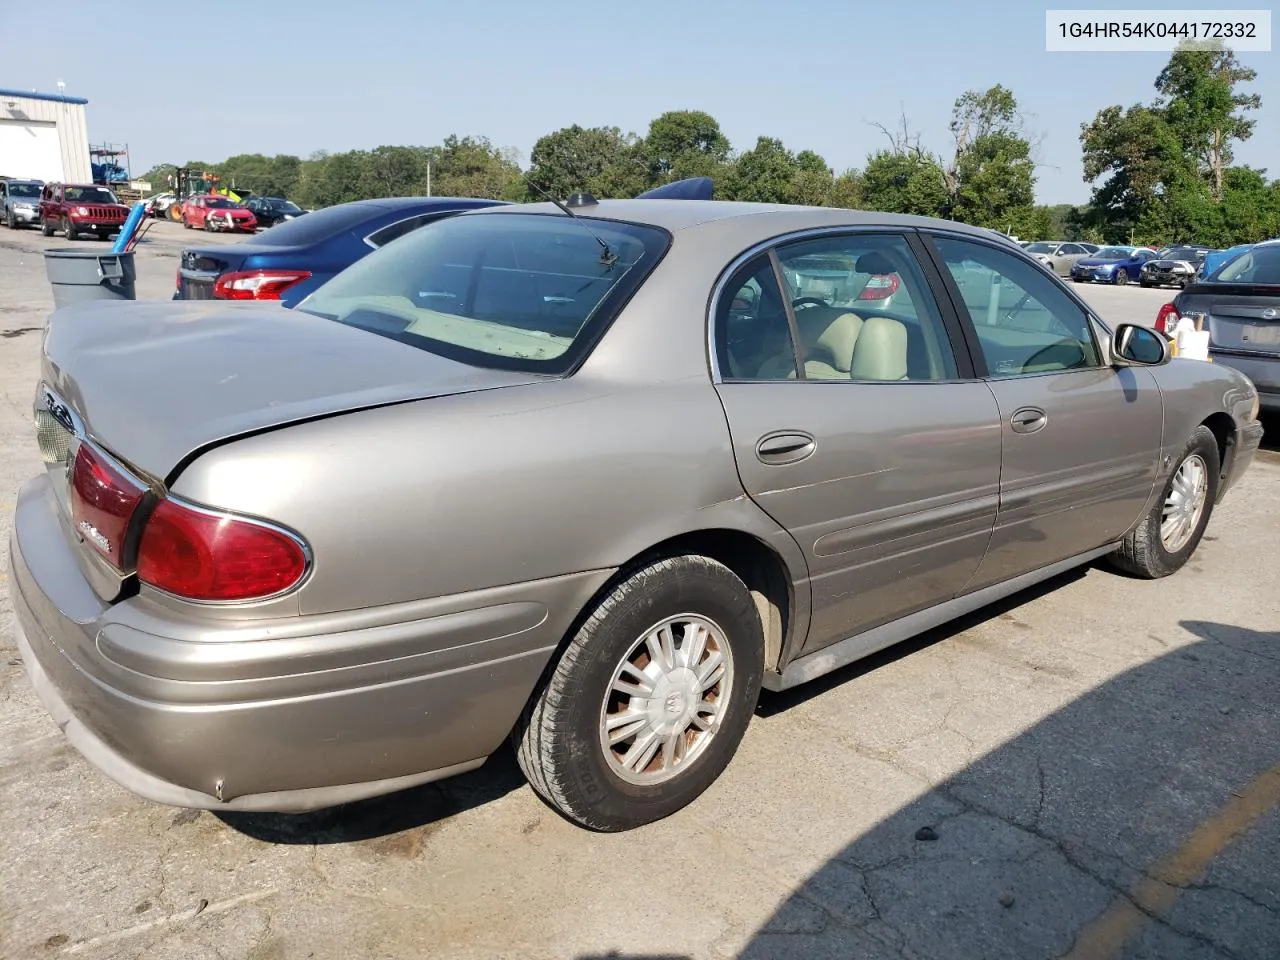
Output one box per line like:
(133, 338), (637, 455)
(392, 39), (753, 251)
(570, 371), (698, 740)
(515, 554), (765, 831)
(1114, 268), (1129, 285)
(62, 218), (75, 241)
(1108, 425), (1220, 579)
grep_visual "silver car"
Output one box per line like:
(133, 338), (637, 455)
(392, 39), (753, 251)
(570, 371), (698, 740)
(1, 177), (43, 228)
(9, 200), (1265, 832)
(1024, 240), (1093, 276)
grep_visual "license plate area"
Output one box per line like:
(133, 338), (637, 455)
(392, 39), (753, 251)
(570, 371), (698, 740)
(1243, 324), (1280, 345)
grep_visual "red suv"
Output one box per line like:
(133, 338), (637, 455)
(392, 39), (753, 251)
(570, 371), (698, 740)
(40, 183), (130, 241)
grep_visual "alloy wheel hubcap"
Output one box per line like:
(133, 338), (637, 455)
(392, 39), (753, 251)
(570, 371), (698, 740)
(1161, 454), (1208, 552)
(599, 614), (733, 786)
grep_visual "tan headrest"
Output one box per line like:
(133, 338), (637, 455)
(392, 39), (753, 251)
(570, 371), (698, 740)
(795, 310), (864, 373)
(849, 316), (909, 381)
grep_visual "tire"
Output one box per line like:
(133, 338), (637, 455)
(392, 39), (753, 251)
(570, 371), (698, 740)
(1139, 278), (1150, 288)
(4, 209), (13, 229)
(1114, 268), (1129, 285)
(41, 217), (53, 237)
(1108, 425), (1220, 579)
(515, 554), (765, 831)
(62, 218), (75, 241)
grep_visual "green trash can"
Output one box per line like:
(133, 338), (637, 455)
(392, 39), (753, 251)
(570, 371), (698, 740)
(42, 248), (137, 309)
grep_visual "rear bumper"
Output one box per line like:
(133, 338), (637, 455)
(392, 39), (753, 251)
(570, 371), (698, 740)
(8, 473), (611, 812)
(1209, 350), (1280, 411)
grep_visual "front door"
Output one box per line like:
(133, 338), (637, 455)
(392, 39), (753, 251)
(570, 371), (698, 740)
(712, 232), (1002, 654)
(927, 234), (1164, 589)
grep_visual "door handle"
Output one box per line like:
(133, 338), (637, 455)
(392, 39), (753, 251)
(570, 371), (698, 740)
(755, 432), (816, 465)
(1009, 407), (1048, 434)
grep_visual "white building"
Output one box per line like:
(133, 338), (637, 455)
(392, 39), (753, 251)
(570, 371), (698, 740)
(0, 87), (92, 183)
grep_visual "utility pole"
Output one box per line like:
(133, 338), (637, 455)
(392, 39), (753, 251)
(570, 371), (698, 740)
(426, 162), (432, 197)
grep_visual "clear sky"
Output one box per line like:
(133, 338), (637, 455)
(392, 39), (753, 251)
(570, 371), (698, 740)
(4, 0), (1273, 205)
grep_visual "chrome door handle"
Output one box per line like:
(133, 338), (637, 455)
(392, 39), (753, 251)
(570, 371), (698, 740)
(1009, 407), (1048, 434)
(755, 432), (816, 465)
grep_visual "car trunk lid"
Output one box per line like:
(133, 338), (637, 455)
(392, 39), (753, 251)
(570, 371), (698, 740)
(37, 299), (550, 602)
(41, 299), (550, 482)
(1179, 284), (1280, 355)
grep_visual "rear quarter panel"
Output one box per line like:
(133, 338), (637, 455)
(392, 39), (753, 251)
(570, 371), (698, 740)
(166, 220), (816, 620)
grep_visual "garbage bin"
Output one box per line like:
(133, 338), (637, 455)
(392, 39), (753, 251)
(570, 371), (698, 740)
(42, 249), (137, 309)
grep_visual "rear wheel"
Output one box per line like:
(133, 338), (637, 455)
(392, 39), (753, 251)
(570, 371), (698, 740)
(1108, 425), (1220, 579)
(515, 554), (765, 831)
(41, 217), (53, 237)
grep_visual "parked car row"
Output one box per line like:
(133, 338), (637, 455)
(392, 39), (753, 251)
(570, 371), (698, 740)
(10, 180), (1265, 834)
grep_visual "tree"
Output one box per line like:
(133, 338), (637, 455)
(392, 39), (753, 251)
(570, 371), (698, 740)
(860, 150), (947, 218)
(724, 137), (801, 203)
(1155, 47), (1261, 202)
(1079, 104), (1187, 241)
(945, 86), (1037, 229)
(525, 125), (646, 200)
(643, 110), (729, 184)
(426, 135), (520, 198)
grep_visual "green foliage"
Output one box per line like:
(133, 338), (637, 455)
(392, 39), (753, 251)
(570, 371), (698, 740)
(135, 68), (1270, 249)
(525, 125), (646, 200)
(860, 151), (948, 218)
(1079, 47), (1270, 246)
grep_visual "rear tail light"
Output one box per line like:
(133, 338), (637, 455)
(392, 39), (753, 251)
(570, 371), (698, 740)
(1155, 302), (1179, 334)
(212, 269), (311, 301)
(137, 498), (310, 602)
(859, 274), (900, 300)
(70, 444), (147, 569)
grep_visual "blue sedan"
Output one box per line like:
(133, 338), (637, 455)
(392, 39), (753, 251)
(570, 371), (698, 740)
(1069, 246), (1158, 285)
(175, 196), (508, 307)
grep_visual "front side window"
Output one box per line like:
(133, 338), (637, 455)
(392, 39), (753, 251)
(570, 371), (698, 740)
(934, 236), (1101, 377)
(300, 212), (669, 374)
(774, 234), (958, 381)
(366, 213), (449, 248)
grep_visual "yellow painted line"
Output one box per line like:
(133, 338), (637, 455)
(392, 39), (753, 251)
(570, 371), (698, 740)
(1062, 763), (1280, 960)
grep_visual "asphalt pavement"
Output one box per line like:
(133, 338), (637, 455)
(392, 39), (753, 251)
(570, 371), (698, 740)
(1, 222), (1277, 960)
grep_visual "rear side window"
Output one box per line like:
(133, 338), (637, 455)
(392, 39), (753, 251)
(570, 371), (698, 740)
(299, 212), (670, 374)
(251, 202), (380, 246)
(365, 212), (453, 248)
(1210, 246), (1280, 285)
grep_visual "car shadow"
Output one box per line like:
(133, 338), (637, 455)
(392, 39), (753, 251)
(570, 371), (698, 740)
(1258, 411), (1279, 454)
(738, 621), (1280, 960)
(216, 743), (527, 845)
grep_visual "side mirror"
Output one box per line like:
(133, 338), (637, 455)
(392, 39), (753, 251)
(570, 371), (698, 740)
(1113, 323), (1170, 366)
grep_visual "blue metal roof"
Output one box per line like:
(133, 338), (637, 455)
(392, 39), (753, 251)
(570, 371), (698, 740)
(0, 87), (89, 106)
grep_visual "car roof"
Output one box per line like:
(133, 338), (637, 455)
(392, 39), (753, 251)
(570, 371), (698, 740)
(465, 198), (1015, 243)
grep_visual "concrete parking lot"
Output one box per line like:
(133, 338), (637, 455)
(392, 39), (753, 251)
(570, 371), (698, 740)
(1, 223), (1277, 960)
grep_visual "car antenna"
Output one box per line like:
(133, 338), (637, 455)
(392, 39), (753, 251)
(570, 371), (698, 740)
(524, 177), (617, 267)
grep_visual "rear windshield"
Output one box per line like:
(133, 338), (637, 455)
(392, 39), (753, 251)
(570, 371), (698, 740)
(1208, 246), (1280, 285)
(249, 202), (378, 246)
(299, 211), (670, 374)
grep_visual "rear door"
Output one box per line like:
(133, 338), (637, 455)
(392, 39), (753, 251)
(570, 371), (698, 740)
(925, 233), (1164, 589)
(711, 230), (1001, 654)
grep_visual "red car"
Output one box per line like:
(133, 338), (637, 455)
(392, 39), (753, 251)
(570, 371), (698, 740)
(39, 183), (130, 241)
(182, 194), (258, 233)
